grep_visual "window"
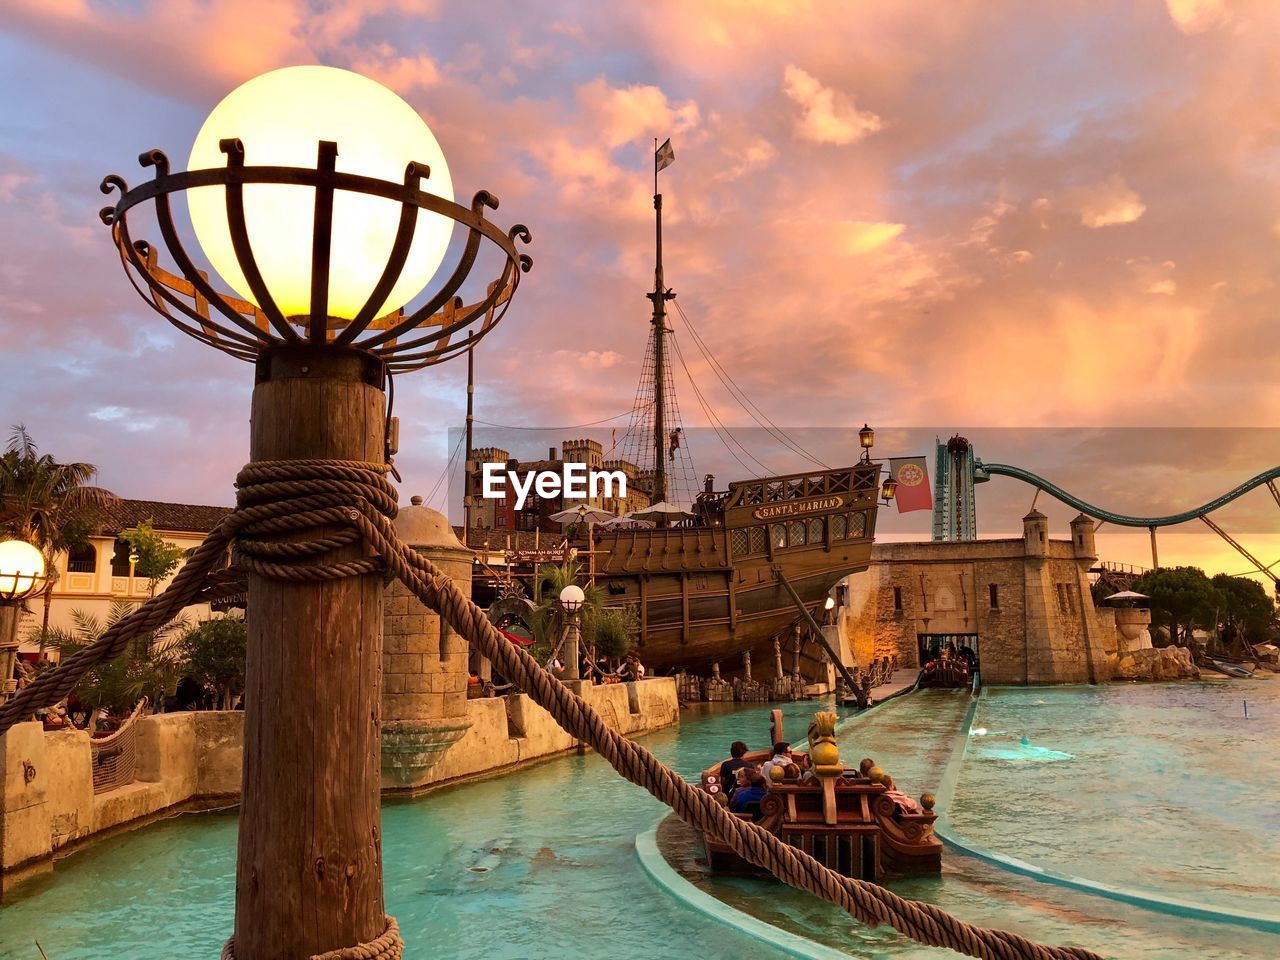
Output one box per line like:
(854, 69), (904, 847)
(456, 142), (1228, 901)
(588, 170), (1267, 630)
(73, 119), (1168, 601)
(496, 514), (507, 528)
(893, 586), (903, 612)
(848, 512), (867, 538)
(771, 524), (788, 549)
(110, 539), (133, 577)
(988, 583), (999, 609)
(787, 521), (807, 546)
(748, 527), (768, 555)
(731, 530), (749, 557)
(807, 518), (824, 544)
(67, 543), (97, 574)
(830, 514), (847, 540)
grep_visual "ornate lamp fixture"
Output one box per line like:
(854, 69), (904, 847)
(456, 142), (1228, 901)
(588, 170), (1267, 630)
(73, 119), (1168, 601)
(100, 66), (529, 374)
(97, 65), (531, 958)
(881, 476), (898, 504)
(0, 539), (46, 603)
(0, 538), (46, 699)
(858, 423), (875, 463)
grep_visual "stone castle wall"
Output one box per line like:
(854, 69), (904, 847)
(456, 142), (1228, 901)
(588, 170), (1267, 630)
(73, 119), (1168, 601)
(837, 515), (1115, 685)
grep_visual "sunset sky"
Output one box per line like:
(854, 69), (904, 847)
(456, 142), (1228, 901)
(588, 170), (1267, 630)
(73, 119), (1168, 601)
(1, 0), (1276, 583)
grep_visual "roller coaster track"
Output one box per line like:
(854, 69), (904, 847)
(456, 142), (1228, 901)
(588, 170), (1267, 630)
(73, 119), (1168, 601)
(973, 460), (1280, 528)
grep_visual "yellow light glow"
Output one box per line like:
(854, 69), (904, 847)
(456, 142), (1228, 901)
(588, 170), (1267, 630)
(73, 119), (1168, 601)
(187, 65), (453, 321)
(0, 539), (46, 601)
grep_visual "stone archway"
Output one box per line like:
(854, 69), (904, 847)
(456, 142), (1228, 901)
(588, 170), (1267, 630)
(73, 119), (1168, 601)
(486, 582), (539, 637)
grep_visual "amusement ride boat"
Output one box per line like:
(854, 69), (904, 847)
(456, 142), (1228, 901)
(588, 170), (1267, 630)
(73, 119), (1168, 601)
(696, 709), (942, 880)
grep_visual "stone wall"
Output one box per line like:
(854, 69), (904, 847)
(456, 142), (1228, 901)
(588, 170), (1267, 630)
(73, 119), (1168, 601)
(0, 678), (680, 896)
(833, 515), (1114, 685)
(380, 497), (476, 789)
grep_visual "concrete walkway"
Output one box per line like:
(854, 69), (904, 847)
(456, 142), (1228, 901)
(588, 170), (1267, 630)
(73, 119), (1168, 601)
(869, 669), (919, 704)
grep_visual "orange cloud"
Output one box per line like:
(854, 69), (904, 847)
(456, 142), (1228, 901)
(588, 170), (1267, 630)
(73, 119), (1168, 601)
(1079, 176), (1147, 228)
(782, 65), (882, 145)
(1166, 0), (1229, 34)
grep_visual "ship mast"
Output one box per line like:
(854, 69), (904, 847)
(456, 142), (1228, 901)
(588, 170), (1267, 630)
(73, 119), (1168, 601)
(647, 158), (676, 503)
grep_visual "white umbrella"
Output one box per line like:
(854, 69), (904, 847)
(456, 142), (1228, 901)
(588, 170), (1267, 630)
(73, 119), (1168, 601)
(600, 514), (656, 529)
(629, 501), (695, 522)
(549, 505), (616, 525)
(1101, 590), (1150, 604)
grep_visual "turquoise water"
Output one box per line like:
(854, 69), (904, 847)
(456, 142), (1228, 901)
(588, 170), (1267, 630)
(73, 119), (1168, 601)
(3, 685), (1278, 959)
(952, 683), (1280, 913)
(692, 684), (1280, 959)
(0, 699), (845, 960)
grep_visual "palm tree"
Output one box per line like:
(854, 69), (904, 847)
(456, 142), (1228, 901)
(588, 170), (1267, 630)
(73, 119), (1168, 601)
(0, 425), (118, 645)
(529, 561), (635, 666)
(39, 601), (188, 726)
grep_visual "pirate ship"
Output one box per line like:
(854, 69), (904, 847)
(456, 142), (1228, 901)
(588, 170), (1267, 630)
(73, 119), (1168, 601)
(582, 153), (885, 681)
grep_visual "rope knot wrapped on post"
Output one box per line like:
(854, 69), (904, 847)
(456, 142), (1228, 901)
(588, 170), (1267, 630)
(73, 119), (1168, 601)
(228, 459), (398, 583)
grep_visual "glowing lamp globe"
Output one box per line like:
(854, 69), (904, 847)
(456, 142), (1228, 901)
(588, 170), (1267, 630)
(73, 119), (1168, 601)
(187, 65), (454, 321)
(0, 539), (47, 602)
(559, 584), (585, 612)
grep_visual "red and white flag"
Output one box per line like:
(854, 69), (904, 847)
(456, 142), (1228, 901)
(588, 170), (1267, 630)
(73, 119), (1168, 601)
(888, 457), (933, 514)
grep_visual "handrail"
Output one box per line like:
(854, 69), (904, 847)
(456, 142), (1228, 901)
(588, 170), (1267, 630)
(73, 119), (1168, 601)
(975, 461), (1280, 528)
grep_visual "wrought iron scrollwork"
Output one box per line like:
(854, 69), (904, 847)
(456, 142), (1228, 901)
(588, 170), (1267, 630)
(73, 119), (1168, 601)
(100, 143), (532, 372)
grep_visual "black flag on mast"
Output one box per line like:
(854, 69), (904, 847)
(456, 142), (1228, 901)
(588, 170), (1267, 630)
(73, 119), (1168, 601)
(656, 138), (675, 172)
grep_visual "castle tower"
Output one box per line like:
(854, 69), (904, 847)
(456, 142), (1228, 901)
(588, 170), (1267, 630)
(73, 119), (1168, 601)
(381, 496), (474, 790)
(1023, 507), (1048, 557)
(1070, 513), (1097, 564)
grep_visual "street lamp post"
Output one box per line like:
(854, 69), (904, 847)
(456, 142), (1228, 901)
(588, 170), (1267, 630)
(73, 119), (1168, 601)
(99, 66), (530, 957)
(0, 539), (47, 700)
(559, 583), (584, 682)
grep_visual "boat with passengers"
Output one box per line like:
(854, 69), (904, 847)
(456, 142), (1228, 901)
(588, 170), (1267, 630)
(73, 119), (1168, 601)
(696, 709), (942, 881)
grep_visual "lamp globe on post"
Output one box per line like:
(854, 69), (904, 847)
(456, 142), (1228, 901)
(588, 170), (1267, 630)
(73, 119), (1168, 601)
(559, 584), (585, 682)
(0, 539), (47, 699)
(100, 64), (530, 958)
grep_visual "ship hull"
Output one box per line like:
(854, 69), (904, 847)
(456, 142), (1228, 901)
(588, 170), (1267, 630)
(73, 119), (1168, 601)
(594, 464), (880, 674)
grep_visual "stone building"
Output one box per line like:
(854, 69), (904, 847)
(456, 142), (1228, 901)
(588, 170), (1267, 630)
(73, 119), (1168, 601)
(380, 496), (474, 790)
(833, 511), (1117, 684)
(465, 439), (651, 536)
(20, 499), (230, 656)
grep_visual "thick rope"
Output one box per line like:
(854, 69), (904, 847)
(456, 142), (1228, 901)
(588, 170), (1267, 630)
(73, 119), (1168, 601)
(0, 459), (1103, 960)
(220, 916), (402, 960)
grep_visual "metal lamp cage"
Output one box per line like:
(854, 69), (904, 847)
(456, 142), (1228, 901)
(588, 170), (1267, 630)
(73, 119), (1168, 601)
(0, 569), (48, 603)
(99, 139), (532, 372)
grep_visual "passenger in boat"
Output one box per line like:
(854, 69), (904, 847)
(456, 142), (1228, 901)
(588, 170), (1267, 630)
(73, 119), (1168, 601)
(718, 741), (750, 785)
(729, 770), (768, 816)
(881, 775), (922, 813)
(760, 742), (792, 782)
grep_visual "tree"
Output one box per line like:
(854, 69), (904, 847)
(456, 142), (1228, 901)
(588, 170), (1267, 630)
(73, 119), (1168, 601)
(39, 601), (188, 722)
(0, 425), (117, 640)
(122, 519), (186, 596)
(1133, 566), (1221, 648)
(588, 604), (639, 660)
(178, 616), (247, 709)
(1211, 574), (1275, 651)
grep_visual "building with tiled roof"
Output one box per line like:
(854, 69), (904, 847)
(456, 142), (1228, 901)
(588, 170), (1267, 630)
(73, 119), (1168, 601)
(18, 498), (232, 655)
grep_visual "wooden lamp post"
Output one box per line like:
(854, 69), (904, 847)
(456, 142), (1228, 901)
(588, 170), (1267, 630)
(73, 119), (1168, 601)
(99, 65), (530, 957)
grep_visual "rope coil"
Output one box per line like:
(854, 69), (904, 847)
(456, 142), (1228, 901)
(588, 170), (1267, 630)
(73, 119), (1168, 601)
(0, 458), (1103, 960)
